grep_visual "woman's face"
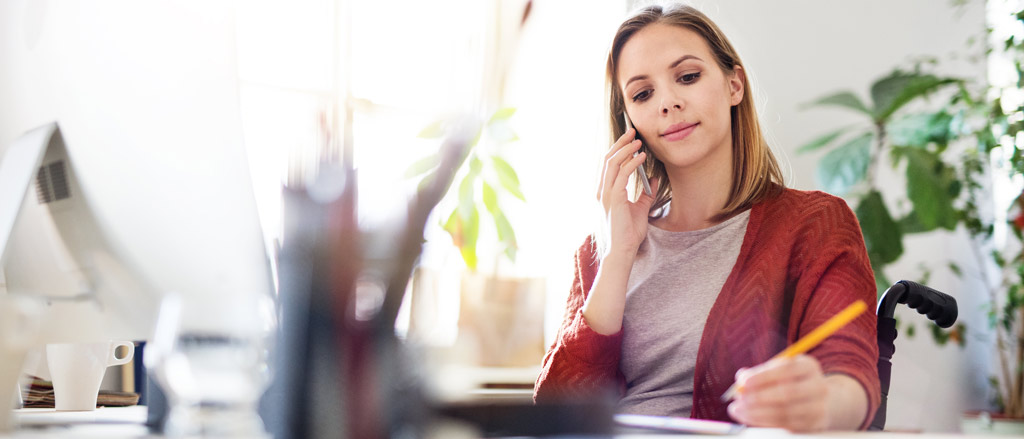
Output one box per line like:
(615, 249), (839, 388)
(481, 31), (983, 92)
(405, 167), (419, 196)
(617, 23), (743, 174)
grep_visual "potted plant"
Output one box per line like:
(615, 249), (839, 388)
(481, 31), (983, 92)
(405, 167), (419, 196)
(407, 107), (525, 272)
(798, 68), (961, 296)
(405, 108), (547, 371)
(401, 1), (546, 375)
(802, 2), (1024, 432)
(800, 67), (968, 343)
(956, 2), (1024, 432)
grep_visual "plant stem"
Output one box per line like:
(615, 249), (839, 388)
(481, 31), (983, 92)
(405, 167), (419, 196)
(1011, 302), (1019, 415)
(866, 122), (887, 190)
(969, 235), (1015, 414)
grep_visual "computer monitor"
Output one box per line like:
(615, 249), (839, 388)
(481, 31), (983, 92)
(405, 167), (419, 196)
(0, 123), (159, 343)
(0, 2), (273, 344)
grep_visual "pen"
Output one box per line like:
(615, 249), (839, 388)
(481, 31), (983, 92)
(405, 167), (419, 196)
(720, 300), (868, 402)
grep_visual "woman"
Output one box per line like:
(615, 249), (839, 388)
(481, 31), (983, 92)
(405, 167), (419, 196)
(533, 4), (879, 432)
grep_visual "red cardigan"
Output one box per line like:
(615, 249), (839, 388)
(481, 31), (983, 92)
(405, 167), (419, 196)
(533, 188), (880, 429)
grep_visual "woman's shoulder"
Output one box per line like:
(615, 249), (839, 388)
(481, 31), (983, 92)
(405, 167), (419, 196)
(752, 187), (863, 248)
(758, 187), (856, 224)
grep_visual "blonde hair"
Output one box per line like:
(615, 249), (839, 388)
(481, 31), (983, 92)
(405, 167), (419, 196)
(605, 3), (783, 226)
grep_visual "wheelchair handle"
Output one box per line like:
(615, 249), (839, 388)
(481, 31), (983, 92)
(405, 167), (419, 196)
(876, 280), (957, 328)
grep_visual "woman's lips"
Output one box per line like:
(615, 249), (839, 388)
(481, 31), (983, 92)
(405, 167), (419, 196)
(661, 122), (699, 141)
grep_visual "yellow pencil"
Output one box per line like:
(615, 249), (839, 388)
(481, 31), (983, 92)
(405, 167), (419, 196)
(720, 300), (868, 402)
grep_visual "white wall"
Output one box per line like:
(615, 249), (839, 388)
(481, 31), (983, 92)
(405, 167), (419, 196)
(688, 0), (989, 432)
(695, 1), (988, 432)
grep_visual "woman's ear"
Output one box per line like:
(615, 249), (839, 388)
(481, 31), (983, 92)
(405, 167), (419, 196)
(729, 65), (745, 106)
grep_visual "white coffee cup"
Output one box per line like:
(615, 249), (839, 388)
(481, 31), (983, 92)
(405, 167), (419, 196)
(46, 341), (134, 411)
(0, 296), (42, 431)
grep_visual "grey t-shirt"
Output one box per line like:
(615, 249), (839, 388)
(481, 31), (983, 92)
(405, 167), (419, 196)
(617, 209), (750, 417)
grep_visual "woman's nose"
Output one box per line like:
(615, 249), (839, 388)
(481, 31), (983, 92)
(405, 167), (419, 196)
(660, 93), (684, 114)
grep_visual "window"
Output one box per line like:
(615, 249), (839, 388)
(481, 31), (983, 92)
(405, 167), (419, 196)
(235, 1), (625, 351)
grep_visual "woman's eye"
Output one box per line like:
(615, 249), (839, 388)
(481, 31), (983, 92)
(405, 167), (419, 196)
(678, 72), (701, 84)
(631, 90), (652, 102)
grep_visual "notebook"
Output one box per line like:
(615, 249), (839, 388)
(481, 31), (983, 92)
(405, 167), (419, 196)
(614, 414), (745, 435)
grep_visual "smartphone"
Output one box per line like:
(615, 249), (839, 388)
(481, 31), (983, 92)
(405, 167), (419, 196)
(623, 112), (653, 196)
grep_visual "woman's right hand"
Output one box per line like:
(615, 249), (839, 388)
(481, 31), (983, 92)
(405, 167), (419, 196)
(597, 128), (658, 258)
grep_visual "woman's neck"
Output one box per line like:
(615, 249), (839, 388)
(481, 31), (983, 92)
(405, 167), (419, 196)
(654, 146), (734, 232)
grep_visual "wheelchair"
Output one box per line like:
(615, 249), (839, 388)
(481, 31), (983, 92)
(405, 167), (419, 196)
(870, 280), (959, 431)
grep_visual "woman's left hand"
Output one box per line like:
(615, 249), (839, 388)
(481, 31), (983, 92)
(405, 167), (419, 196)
(726, 355), (829, 432)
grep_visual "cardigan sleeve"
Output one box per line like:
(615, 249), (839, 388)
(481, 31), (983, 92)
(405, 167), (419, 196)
(533, 237), (625, 403)
(791, 195), (881, 430)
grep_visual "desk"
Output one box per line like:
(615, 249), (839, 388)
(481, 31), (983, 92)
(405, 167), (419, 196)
(0, 407), (1006, 438)
(6, 406), (149, 438)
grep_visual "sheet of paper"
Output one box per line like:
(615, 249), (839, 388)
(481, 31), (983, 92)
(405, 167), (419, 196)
(615, 413), (746, 435)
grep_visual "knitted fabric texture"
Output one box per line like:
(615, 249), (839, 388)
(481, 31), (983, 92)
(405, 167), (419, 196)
(533, 188), (881, 429)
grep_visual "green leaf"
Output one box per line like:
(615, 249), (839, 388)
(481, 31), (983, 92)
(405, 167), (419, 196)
(488, 107), (517, 125)
(470, 155), (483, 175)
(482, 181), (518, 261)
(460, 206), (480, 270)
(457, 170), (476, 221)
(956, 81), (976, 107)
(870, 71), (959, 121)
(856, 190), (904, 266)
(897, 210), (928, 234)
(953, 322), (966, 347)
(482, 181), (498, 213)
(993, 250), (1006, 268)
(902, 148), (958, 231)
(805, 91), (872, 116)
(404, 154), (440, 179)
(797, 127), (854, 154)
(491, 156), (526, 201)
(443, 208), (458, 231)
(486, 108), (519, 143)
(887, 112), (954, 147)
(817, 132), (872, 195)
(874, 264), (893, 300)
(929, 324), (949, 345)
(416, 169), (438, 194)
(493, 210), (518, 261)
(442, 207), (480, 270)
(417, 119), (447, 139)
(948, 261), (962, 277)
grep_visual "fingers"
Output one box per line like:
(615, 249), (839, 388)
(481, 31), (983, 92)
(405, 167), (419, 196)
(735, 355), (821, 394)
(638, 176), (660, 205)
(616, 150), (646, 186)
(599, 138), (644, 208)
(728, 355), (829, 432)
(728, 398), (827, 432)
(597, 129), (639, 201)
(605, 149), (646, 208)
(738, 369), (824, 406)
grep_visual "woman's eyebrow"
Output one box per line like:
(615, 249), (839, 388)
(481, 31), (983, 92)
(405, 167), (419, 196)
(623, 55), (704, 90)
(669, 54), (703, 69)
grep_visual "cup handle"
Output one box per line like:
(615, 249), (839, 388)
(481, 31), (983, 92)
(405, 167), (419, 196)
(108, 341), (135, 367)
